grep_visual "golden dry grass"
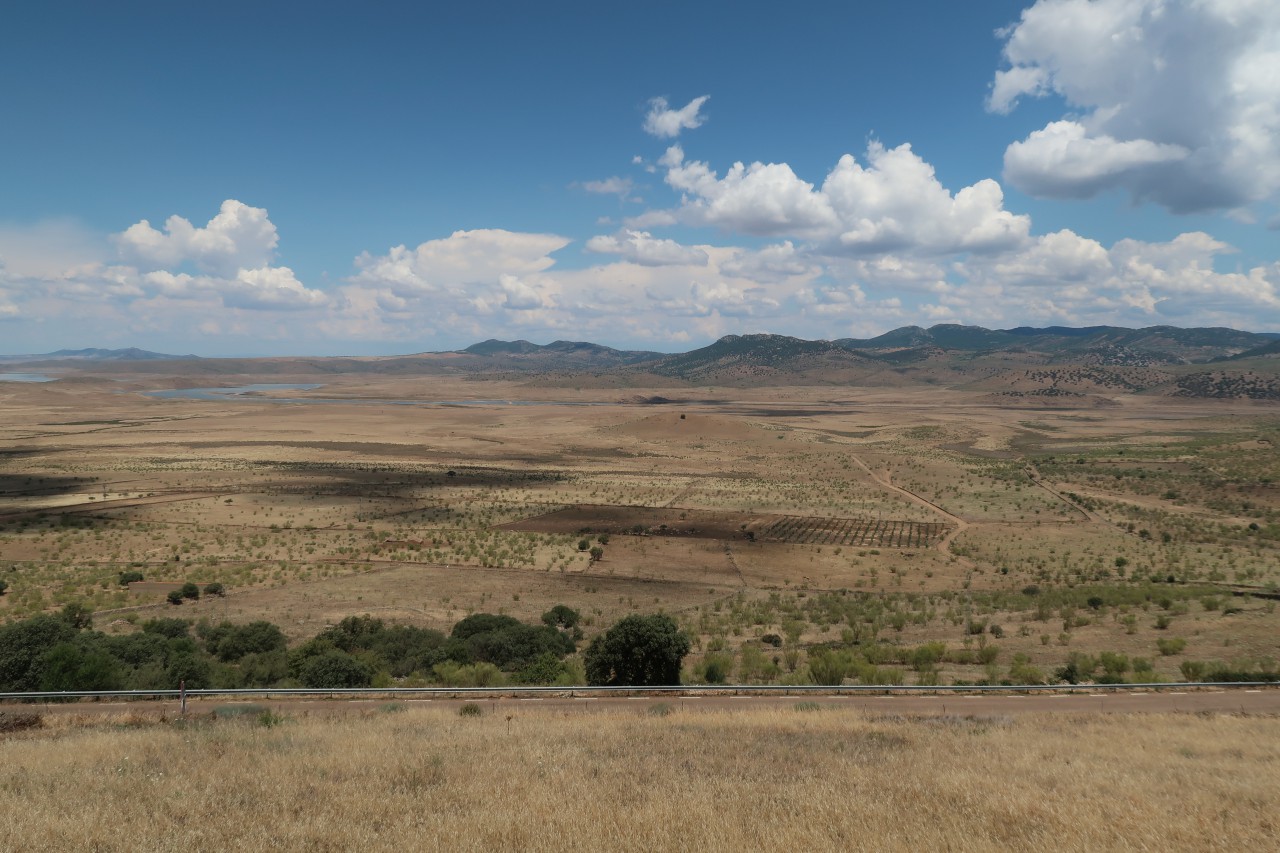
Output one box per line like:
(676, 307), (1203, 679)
(1, 706), (1277, 851)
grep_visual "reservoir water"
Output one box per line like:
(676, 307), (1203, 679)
(145, 384), (603, 406)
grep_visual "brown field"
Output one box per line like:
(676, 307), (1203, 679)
(501, 504), (949, 548)
(1, 371), (1279, 682)
(0, 705), (1277, 851)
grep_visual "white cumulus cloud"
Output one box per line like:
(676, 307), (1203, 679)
(990, 0), (1280, 212)
(116, 199), (279, 274)
(351, 229), (570, 296)
(1003, 121), (1188, 199)
(657, 141), (1030, 256)
(643, 95), (710, 138)
(584, 230), (709, 267)
(226, 266), (327, 310)
(499, 274), (547, 311)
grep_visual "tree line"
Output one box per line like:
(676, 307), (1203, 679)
(0, 604), (691, 693)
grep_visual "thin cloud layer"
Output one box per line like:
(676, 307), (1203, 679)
(990, 0), (1280, 213)
(584, 230), (709, 267)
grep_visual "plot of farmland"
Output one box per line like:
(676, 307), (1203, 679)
(500, 504), (948, 549)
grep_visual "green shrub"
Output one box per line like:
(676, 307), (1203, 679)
(1099, 651), (1130, 676)
(516, 652), (568, 685)
(213, 621), (287, 662)
(1008, 653), (1045, 685)
(256, 709), (286, 728)
(1156, 637), (1187, 656)
(1055, 652), (1097, 684)
(458, 703), (483, 717)
(585, 614), (690, 686)
(1179, 660), (1207, 682)
(807, 650), (850, 685)
(909, 642), (946, 671)
(297, 650), (373, 688)
(701, 654), (731, 684)
(61, 602), (93, 630)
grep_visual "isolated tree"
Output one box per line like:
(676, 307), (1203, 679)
(541, 605), (580, 629)
(180, 582), (200, 601)
(60, 602), (94, 630)
(203, 582), (226, 597)
(588, 545), (604, 563)
(585, 614), (690, 686)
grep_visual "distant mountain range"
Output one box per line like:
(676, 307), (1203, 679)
(6, 325), (1280, 399)
(448, 325), (1280, 397)
(459, 339), (660, 367)
(5, 326), (1275, 369)
(0, 347), (198, 364)
(836, 323), (1277, 361)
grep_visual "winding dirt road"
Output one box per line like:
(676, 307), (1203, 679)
(846, 453), (972, 562)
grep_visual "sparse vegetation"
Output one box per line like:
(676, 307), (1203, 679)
(0, 370), (1277, 691)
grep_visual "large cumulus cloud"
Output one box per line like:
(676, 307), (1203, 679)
(989, 0), (1280, 213)
(652, 141), (1031, 256)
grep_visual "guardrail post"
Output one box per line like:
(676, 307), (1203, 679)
(180, 680), (186, 715)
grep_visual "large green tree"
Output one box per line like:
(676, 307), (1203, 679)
(584, 614), (690, 686)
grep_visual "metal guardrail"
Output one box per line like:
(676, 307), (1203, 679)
(0, 682), (1276, 702)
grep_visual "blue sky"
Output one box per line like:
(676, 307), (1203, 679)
(2, 0), (1278, 356)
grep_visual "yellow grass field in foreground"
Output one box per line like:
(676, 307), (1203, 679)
(1, 706), (1276, 851)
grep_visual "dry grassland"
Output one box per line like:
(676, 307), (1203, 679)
(1, 706), (1276, 851)
(1, 375), (1278, 683)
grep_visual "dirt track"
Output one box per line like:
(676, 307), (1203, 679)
(11, 688), (1280, 719)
